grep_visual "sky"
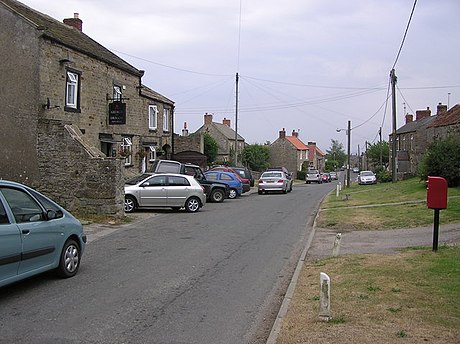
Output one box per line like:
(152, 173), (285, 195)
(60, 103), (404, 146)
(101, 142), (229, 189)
(19, 0), (460, 153)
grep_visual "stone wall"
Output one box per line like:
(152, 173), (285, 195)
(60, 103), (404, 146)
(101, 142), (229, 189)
(37, 119), (124, 217)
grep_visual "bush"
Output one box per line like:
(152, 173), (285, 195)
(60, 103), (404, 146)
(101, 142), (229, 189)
(418, 135), (460, 187)
(375, 166), (392, 183)
(297, 171), (306, 180)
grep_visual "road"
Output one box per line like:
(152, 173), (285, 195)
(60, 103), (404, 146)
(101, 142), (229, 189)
(0, 182), (334, 344)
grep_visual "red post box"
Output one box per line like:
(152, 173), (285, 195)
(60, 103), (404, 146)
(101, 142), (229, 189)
(427, 176), (448, 209)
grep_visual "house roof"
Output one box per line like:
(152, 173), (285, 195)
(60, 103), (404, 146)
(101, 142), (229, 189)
(197, 122), (245, 141)
(395, 115), (437, 135)
(427, 104), (460, 128)
(286, 136), (309, 150)
(1, 0), (142, 76)
(140, 85), (174, 106)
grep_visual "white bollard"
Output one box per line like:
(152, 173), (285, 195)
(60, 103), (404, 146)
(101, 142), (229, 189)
(336, 184), (340, 198)
(339, 182), (342, 191)
(332, 233), (342, 256)
(319, 272), (331, 321)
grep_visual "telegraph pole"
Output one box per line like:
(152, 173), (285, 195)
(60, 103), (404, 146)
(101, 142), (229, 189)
(347, 120), (351, 188)
(234, 72), (239, 166)
(379, 127), (383, 168)
(390, 69), (397, 183)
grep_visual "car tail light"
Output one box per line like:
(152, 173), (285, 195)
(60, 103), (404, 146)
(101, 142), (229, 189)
(278, 179), (284, 183)
(258, 180), (263, 184)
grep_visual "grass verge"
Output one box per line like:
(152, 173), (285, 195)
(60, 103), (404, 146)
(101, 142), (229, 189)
(277, 245), (460, 343)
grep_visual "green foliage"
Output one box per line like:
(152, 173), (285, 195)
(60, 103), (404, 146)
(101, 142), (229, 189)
(203, 133), (218, 164)
(375, 166), (392, 183)
(367, 141), (390, 169)
(297, 170), (306, 180)
(326, 139), (347, 168)
(241, 144), (270, 171)
(418, 135), (460, 187)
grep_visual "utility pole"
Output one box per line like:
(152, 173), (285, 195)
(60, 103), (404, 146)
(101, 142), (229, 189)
(379, 127), (383, 169)
(347, 120), (351, 188)
(357, 144), (360, 171)
(365, 141), (369, 170)
(390, 69), (397, 183)
(234, 72), (239, 166)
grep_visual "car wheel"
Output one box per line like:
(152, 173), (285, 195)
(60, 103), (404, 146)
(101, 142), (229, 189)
(282, 187), (287, 194)
(258, 190), (263, 195)
(210, 189), (225, 203)
(57, 239), (80, 278)
(228, 189), (238, 199)
(185, 197), (201, 212)
(124, 196), (137, 213)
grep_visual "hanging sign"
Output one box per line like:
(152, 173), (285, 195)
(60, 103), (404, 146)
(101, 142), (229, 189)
(109, 101), (126, 125)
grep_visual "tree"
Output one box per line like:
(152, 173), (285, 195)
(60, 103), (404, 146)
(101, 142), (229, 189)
(418, 135), (460, 187)
(367, 141), (390, 170)
(326, 139), (346, 170)
(241, 144), (270, 171)
(203, 133), (218, 164)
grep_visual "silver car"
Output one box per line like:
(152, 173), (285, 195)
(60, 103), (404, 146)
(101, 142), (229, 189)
(124, 173), (206, 213)
(258, 171), (290, 194)
(358, 171), (377, 185)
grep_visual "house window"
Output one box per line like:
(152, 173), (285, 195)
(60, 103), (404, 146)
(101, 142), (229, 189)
(65, 70), (81, 111)
(113, 85), (122, 101)
(149, 105), (157, 130)
(163, 108), (170, 131)
(149, 146), (157, 161)
(121, 137), (133, 165)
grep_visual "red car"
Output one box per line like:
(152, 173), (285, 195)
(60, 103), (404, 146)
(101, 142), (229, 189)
(209, 166), (250, 193)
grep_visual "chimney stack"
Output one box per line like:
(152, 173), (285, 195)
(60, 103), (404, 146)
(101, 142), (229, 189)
(405, 114), (413, 124)
(415, 107), (431, 121)
(279, 128), (286, 139)
(222, 118), (231, 127)
(182, 122), (189, 136)
(437, 103), (447, 116)
(63, 13), (83, 31)
(204, 113), (213, 125)
(291, 130), (299, 138)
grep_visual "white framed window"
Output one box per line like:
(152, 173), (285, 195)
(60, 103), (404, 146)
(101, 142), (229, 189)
(149, 105), (158, 130)
(163, 108), (170, 131)
(121, 137), (133, 165)
(66, 71), (80, 110)
(149, 146), (157, 161)
(113, 85), (122, 101)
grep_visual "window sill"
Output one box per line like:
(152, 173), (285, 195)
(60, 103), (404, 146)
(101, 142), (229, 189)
(64, 106), (81, 113)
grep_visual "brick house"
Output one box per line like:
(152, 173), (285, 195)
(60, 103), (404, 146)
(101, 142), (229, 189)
(0, 0), (174, 216)
(390, 103), (454, 177)
(194, 113), (245, 164)
(269, 129), (310, 178)
(307, 141), (326, 171)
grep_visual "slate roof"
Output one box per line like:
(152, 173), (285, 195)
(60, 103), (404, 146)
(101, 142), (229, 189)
(1, 0), (142, 76)
(140, 85), (174, 106)
(427, 104), (460, 128)
(286, 136), (309, 150)
(212, 123), (245, 141)
(396, 115), (437, 135)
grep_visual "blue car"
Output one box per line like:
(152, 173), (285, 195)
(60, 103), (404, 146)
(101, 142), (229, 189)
(0, 180), (86, 288)
(204, 171), (243, 199)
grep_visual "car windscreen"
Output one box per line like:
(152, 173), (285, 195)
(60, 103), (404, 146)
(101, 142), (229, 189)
(262, 172), (282, 178)
(361, 172), (374, 176)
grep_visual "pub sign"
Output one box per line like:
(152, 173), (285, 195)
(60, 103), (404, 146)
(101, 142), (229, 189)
(109, 101), (126, 125)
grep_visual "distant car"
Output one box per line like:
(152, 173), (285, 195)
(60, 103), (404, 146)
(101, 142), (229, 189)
(230, 166), (254, 187)
(329, 171), (338, 180)
(352, 167), (360, 173)
(124, 173), (206, 213)
(258, 171), (290, 194)
(204, 171), (243, 199)
(321, 173), (331, 183)
(358, 171), (377, 185)
(306, 170), (322, 184)
(0, 180), (86, 288)
(266, 167), (293, 191)
(209, 166), (250, 193)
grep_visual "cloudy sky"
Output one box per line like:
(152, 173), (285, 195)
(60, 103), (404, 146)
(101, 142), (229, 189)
(20, 0), (460, 152)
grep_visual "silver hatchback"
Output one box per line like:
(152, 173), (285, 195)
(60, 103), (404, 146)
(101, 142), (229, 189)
(258, 171), (290, 194)
(124, 173), (206, 213)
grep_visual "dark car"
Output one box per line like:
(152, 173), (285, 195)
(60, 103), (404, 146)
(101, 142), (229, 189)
(149, 159), (230, 203)
(230, 166), (254, 187)
(204, 171), (243, 199)
(209, 166), (250, 193)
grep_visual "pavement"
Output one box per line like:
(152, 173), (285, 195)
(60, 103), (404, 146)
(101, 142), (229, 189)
(266, 220), (460, 343)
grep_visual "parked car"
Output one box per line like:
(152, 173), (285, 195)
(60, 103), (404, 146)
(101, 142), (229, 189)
(352, 167), (360, 173)
(209, 166), (250, 193)
(266, 167), (293, 191)
(258, 171), (290, 194)
(124, 173), (206, 213)
(230, 166), (254, 187)
(321, 173), (331, 183)
(358, 171), (377, 185)
(149, 159), (229, 203)
(306, 169), (322, 184)
(0, 180), (86, 288)
(329, 171), (338, 180)
(204, 171), (243, 199)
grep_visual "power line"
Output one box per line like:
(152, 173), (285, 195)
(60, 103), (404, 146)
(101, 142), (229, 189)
(392, 0), (417, 69)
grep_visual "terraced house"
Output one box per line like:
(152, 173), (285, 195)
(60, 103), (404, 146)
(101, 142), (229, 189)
(0, 0), (174, 216)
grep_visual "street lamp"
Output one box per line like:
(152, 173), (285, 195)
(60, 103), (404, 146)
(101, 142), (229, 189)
(337, 120), (351, 188)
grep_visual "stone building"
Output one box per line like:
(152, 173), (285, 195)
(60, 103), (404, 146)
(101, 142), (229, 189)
(194, 113), (245, 165)
(0, 0), (174, 216)
(269, 129), (310, 178)
(307, 141), (326, 171)
(426, 103), (460, 140)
